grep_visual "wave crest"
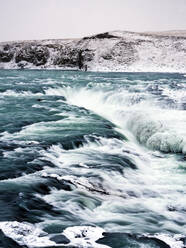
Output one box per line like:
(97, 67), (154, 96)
(127, 111), (186, 153)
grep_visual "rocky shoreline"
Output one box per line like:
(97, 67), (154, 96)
(0, 30), (186, 72)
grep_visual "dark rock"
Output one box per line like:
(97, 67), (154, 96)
(167, 205), (177, 212)
(82, 49), (95, 63)
(35, 183), (51, 194)
(15, 45), (49, 66)
(53, 46), (94, 69)
(3, 44), (10, 51)
(83, 32), (118, 40)
(138, 236), (171, 248)
(78, 50), (83, 69)
(0, 230), (28, 248)
(17, 61), (27, 69)
(53, 47), (79, 67)
(97, 232), (171, 248)
(50, 234), (70, 244)
(46, 44), (63, 50)
(180, 237), (186, 246)
(0, 49), (13, 62)
(77, 49), (94, 69)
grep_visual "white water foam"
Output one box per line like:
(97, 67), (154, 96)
(58, 86), (186, 154)
(0, 221), (55, 247)
(0, 221), (109, 248)
(0, 89), (43, 97)
(33, 84), (186, 235)
(38, 135), (186, 234)
(126, 109), (186, 153)
(63, 226), (109, 248)
(0, 221), (184, 248)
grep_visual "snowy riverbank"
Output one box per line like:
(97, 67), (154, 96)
(0, 30), (186, 72)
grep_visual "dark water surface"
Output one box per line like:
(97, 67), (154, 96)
(0, 70), (186, 248)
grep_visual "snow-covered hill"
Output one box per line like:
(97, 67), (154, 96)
(0, 30), (186, 72)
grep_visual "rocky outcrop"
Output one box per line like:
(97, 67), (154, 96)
(0, 30), (186, 72)
(53, 46), (79, 67)
(83, 31), (119, 40)
(15, 45), (49, 66)
(107, 40), (138, 65)
(0, 45), (14, 62)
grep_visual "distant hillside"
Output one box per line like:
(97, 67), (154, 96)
(0, 30), (186, 72)
(142, 30), (186, 37)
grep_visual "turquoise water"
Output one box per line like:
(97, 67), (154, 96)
(0, 70), (186, 247)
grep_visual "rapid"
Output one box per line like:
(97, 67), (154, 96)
(0, 70), (186, 248)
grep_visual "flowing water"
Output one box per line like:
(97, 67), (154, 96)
(0, 70), (186, 248)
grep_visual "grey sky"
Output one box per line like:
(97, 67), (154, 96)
(0, 0), (186, 42)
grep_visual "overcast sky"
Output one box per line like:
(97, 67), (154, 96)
(0, 0), (186, 42)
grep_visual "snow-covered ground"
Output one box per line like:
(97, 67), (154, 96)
(0, 30), (186, 72)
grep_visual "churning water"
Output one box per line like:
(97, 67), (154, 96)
(0, 70), (186, 248)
